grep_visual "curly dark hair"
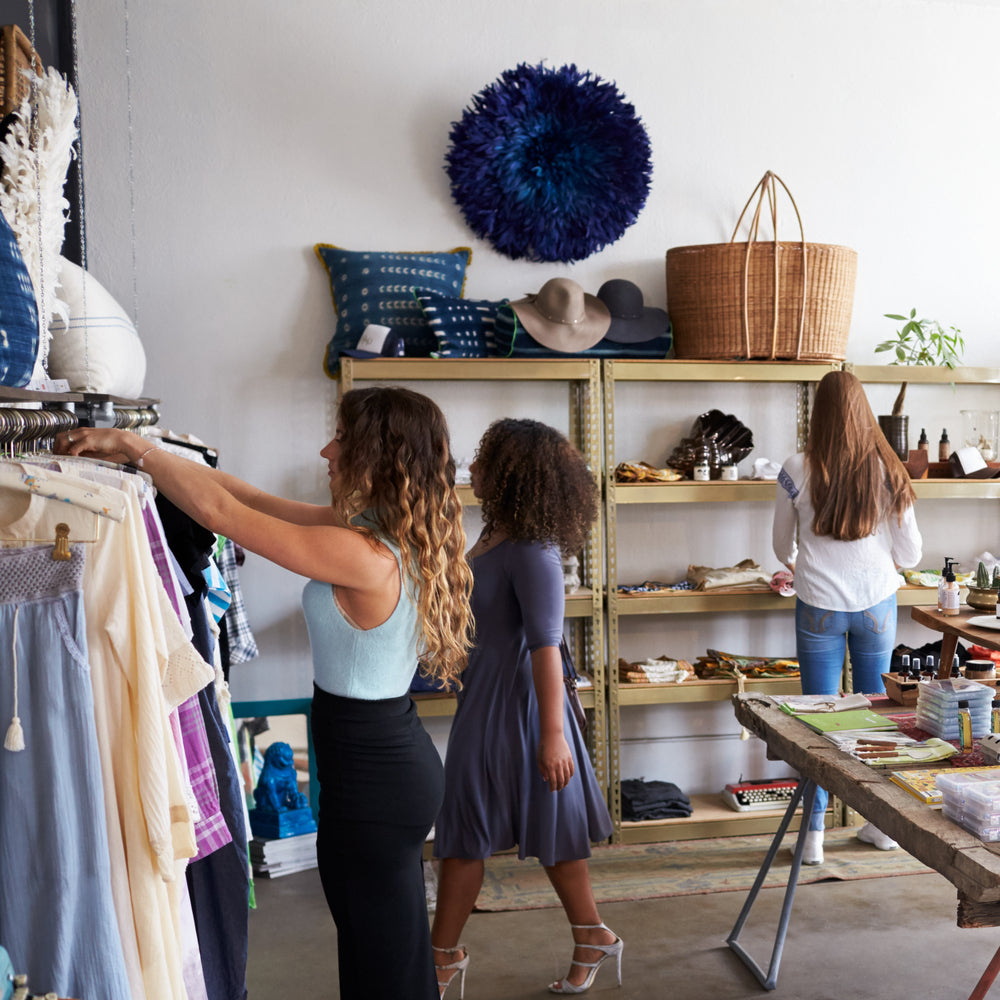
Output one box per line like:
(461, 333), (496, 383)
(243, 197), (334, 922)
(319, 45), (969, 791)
(473, 418), (598, 556)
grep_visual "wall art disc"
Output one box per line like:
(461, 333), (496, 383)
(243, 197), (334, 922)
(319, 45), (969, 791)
(445, 62), (652, 263)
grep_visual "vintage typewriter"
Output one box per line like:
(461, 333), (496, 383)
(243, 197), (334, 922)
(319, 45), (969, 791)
(722, 777), (800, 812)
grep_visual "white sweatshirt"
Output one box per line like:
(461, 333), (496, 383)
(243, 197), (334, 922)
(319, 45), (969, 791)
(772, 453), (923, 612)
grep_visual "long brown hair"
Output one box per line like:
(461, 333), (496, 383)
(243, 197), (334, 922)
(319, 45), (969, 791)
(805, 370), (915, 540)
(474, 418), (598, 556)
(332, 387), (473, 684)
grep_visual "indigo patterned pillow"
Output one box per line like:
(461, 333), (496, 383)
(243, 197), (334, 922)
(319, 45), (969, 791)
(315, 244), (472, 375)
(414, 289), (508, 358)
(0, 206), (39, 387)
(493, 303), (671, 359)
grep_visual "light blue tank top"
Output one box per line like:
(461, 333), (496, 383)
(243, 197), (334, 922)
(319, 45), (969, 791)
(302, 534), (421, 700)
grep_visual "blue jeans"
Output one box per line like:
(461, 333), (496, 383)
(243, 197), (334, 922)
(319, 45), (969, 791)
(795, 593), (897, 829)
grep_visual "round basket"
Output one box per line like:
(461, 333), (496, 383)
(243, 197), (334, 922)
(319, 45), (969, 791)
(665, 172), (857, 361)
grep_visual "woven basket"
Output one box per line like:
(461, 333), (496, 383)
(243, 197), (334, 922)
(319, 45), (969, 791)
(0, 24), (43, 118)
(666, 172), (857, 361)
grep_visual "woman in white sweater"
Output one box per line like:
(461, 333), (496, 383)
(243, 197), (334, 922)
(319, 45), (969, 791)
(773, 370), (922, 864)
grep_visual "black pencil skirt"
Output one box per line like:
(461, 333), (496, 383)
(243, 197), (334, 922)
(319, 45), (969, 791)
(310, 684), (444, 1000)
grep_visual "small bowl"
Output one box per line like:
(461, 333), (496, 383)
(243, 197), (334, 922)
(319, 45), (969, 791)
(965, 586), (999, 613)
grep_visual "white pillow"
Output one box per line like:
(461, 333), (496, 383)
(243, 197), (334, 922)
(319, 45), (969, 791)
(47, 257), (146, 397)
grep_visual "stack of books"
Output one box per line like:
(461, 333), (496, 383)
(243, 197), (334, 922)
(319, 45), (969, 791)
(249, 831), (318, 878)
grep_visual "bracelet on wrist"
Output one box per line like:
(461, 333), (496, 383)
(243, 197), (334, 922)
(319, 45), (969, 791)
(135, 445), (160, 468)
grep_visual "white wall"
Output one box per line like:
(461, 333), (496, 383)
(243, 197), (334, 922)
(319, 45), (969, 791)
(71, 0), (1000, 787)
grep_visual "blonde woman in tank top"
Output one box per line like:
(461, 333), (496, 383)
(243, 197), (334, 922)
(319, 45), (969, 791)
(58, 386), (473, 1000)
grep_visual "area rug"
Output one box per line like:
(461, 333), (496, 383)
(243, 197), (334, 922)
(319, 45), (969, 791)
(461, 828), (933, 912)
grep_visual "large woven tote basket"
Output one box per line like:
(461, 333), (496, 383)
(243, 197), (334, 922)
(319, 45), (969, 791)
(666, 172), (857, 361)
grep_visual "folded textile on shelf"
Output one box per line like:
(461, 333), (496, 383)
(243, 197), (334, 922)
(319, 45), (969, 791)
(618, 579), (693, 593)
(696, 649), (799, 680)
(620, 778), (692, 820)
(751, 458), (781, 480)
(617, 656), (693, 684)
(901, 568), (973, 587)
(687, 558), (771, 591)
(614, 460), (684, 483)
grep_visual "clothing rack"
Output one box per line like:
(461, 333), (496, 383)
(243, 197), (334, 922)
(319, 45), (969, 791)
(0, 430), (257, 1000)
(0, 385), (159, 453)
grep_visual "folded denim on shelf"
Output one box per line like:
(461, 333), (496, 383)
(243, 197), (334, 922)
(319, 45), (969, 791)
(621, 778), (692, 820)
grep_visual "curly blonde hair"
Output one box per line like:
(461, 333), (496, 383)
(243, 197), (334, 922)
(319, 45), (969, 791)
(331, 387), (473, 685)
(474, 418), (598, 556)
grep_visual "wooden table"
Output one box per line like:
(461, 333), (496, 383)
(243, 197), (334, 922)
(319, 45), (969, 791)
(728, 692), (1000, 996)
(911, 604), (1000, 679)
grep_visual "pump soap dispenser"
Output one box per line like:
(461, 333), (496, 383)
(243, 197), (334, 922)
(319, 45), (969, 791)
(939, 557), (961, 617)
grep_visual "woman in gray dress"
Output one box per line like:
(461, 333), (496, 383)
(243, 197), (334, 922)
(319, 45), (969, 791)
(432, 419), (619, 997)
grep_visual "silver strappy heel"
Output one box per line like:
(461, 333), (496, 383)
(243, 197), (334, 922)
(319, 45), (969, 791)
(547, 922), (623, 994)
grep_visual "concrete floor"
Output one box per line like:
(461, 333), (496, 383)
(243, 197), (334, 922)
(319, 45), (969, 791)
(246, 844), (1000, 1000)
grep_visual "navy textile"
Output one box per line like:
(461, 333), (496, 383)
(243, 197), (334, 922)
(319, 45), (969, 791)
(414, 288), (507, 358)
(493, 304), (671, 359)
(0, 206), (38, 387)
(315, 244), (471, 373)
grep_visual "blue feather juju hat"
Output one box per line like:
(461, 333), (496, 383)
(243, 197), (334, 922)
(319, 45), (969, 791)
(445, 62), (652, 263)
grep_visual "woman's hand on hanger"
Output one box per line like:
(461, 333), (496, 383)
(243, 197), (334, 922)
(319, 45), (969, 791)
(55, 427), (395, 596)
(55, 427), (149, 466)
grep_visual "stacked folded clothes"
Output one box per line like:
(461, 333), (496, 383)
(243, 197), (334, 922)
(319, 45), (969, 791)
(621, 778), (692, 820)
(695, 649), (799, 680)
(617, 656), (694, 684)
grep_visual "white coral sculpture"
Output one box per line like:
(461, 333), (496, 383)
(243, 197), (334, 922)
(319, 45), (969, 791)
(0, 67), (79, 380)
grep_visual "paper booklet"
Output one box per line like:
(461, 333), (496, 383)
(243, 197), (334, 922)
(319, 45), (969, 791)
(778, 694), (872, 714)
(785, 707), (899, 734)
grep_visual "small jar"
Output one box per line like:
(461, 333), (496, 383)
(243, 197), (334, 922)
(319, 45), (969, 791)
(720, 464), (738, 481)
(965, 659), (996, 681)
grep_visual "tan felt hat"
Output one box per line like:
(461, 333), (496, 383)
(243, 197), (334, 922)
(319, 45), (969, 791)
(510, 277), (610, 352)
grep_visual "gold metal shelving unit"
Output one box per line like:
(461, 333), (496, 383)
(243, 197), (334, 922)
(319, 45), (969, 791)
(337, 357), (608, 787)
(848, 363), (1000, 500)
(335, 357), (1000, 845)
(845, 364), (1000, 386)
(603, 358), (840, 843)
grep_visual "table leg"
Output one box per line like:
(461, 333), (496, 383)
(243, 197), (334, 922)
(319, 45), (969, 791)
(968, 942), (1000, 1000)
(727, 778), (818, 991)
(938, 632), (959, 679)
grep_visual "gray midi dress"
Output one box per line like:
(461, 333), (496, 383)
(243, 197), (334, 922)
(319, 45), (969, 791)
(433, 539), (612, 866)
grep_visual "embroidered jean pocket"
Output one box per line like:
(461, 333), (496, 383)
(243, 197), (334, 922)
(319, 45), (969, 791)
(801, 607), (833, 634)
(863, 607), (893, 635)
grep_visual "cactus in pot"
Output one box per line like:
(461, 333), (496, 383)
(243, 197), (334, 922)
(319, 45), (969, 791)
(967, 560), (1000, 612)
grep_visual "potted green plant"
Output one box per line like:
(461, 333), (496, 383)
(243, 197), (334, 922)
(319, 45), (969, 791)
(966, 560), (999, 613)
(875, 309), (965, 460)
